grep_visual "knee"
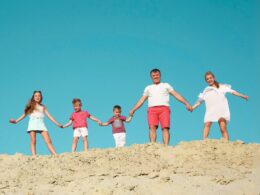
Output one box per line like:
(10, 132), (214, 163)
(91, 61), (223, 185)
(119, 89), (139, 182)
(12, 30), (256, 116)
(150, 126), (158, 132)
(204, 123), (212, 128)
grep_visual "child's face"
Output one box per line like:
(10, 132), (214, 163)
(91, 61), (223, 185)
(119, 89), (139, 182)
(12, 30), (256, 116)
(33, 92), (42, 103)
(113, 109), (121, 117)
(205, 74), (215, 86)
(73, 103), (82, 112)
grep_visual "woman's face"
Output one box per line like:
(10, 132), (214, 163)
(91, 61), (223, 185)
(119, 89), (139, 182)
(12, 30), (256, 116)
(33, 92), (42, 103)
(205, 74), (215, 86)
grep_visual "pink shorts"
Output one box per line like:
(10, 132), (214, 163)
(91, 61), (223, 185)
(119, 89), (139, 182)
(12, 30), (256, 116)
(147, 106), (171, 129)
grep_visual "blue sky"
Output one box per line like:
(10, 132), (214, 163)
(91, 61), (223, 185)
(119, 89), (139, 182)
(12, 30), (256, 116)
(0, 0), (259, 155)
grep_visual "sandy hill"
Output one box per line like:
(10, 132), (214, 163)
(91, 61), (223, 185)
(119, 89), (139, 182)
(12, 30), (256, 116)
(0, 139), (259, 195)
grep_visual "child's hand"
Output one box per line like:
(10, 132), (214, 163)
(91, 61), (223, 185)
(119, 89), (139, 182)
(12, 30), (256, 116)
(57, 124), (63, 128)
(244, 96), (249, 101)
(9, 119), (17, 124)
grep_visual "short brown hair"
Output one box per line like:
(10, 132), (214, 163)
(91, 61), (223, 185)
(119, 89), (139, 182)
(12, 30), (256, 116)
(72, 98), (82, 105)
(150, 68), (161, 75)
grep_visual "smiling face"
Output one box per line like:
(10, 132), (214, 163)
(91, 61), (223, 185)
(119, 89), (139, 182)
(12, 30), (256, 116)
(33, 92), (42, 103)
(73, 102), (82, 112)
(205, 74), (215, 86)
(113, 108), (121, 117)
(151, 71), (161, 84)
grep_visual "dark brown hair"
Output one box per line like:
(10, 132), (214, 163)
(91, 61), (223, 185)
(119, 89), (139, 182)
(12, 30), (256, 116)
(150, 68), (161, 75)
(24, 91), (43, 115)
(113, 105), (121, 111)
(205, 71), (219, 88)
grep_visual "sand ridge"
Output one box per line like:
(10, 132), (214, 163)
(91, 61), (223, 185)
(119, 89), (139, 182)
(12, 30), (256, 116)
(0, 139), (259, 195)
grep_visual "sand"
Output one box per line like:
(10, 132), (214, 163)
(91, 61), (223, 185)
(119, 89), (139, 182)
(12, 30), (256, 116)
(0, 139), (259, 195)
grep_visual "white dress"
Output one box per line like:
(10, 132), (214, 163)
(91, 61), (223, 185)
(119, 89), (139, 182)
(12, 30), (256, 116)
(198, 84), (235, 123)
(27, 104), (48, 132)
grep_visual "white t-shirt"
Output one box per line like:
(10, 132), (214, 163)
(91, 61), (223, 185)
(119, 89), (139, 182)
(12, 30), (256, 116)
(143, 83), (174, 107)
(198, 84), (235, 122)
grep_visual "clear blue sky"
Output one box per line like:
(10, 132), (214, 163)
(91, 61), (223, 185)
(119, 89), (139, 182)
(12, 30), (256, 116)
(0, 0), (259, 155)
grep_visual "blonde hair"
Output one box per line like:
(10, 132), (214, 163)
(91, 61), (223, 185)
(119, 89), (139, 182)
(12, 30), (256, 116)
(72, 98), (82, 105)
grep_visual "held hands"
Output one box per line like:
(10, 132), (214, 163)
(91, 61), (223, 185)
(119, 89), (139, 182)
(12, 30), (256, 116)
(186, 104), (193, 112)
(9, 119), (17, 124)
(129, 109), (135, 116)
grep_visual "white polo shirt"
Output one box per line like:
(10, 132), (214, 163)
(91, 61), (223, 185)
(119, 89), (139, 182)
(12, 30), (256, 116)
(143, 83), (174, 107)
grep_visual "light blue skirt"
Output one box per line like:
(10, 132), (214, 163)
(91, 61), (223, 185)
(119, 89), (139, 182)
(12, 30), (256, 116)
(27, 117), (48, 132)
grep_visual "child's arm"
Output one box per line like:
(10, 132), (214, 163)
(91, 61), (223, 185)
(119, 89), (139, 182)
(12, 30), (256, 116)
(99, 122), (110, 126)
(125, 116), (133, 123)
(231, 91), (248, 101)
(62, 120), (73, 128)
(44, 107), (62, 127)
(192, 102), (201, 111)
(9, 113), (26, 124)
(89, 115), (101, 124)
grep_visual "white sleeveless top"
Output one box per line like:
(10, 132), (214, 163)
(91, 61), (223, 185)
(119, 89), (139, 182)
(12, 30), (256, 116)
(27, 104), (47, 131)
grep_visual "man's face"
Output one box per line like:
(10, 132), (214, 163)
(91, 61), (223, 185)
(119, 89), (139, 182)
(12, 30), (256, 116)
(151, 71), (161, 84)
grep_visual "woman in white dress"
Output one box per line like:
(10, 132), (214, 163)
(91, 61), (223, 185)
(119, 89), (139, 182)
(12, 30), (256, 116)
(9, 91), (62, 156)
(192, 71), (248, 140)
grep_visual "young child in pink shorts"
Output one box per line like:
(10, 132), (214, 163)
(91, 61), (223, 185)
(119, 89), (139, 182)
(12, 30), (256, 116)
(62, 98), (101, 152)
(99, 105), (132, 147)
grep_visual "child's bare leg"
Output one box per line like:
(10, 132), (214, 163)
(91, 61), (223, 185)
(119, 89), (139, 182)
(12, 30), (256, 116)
(72, 137), (79, 152)
(149, 126), (157, 142)
(218, 118), (229, 140)
(29, 131), (37, 156)
(162, 128), (170, 145)
(82, 136), (89, 151)
(203, 122), (212, 139)
(41, 131), (57, 155)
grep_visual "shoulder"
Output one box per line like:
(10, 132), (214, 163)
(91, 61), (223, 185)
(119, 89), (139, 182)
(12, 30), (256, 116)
(120, 116), (127, 120)
(39, 104), (46, 110)
(219, 83), (231, 88)
(108, 117), (115, 122)
(161, 82), (173, 87)
(144, 84), (153, 90)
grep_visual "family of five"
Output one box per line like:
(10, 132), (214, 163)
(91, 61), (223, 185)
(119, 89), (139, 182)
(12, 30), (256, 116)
(9, 69), (248, 156)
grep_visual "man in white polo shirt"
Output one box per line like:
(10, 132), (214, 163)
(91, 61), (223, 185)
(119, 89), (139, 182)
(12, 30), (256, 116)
(130, 68), (192, 145)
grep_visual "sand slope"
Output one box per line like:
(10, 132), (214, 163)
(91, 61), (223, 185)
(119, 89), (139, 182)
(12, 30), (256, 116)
(0, 139), (259, 195)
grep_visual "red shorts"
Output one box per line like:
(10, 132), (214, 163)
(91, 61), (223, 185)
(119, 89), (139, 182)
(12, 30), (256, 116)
(147, 106), (171, 129)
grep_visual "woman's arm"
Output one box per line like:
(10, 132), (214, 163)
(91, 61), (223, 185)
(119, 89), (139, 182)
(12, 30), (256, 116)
(9, 113), (26, 124)
(192, 102), (201, 111)
(44, 107), (62, 127)
(232, 91), (248, 101)
(62, 120), (73, 128)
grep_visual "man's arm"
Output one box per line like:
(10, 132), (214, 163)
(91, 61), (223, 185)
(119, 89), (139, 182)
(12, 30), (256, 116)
(169, 90), (192, 111)
(129, 95), (148, 116)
